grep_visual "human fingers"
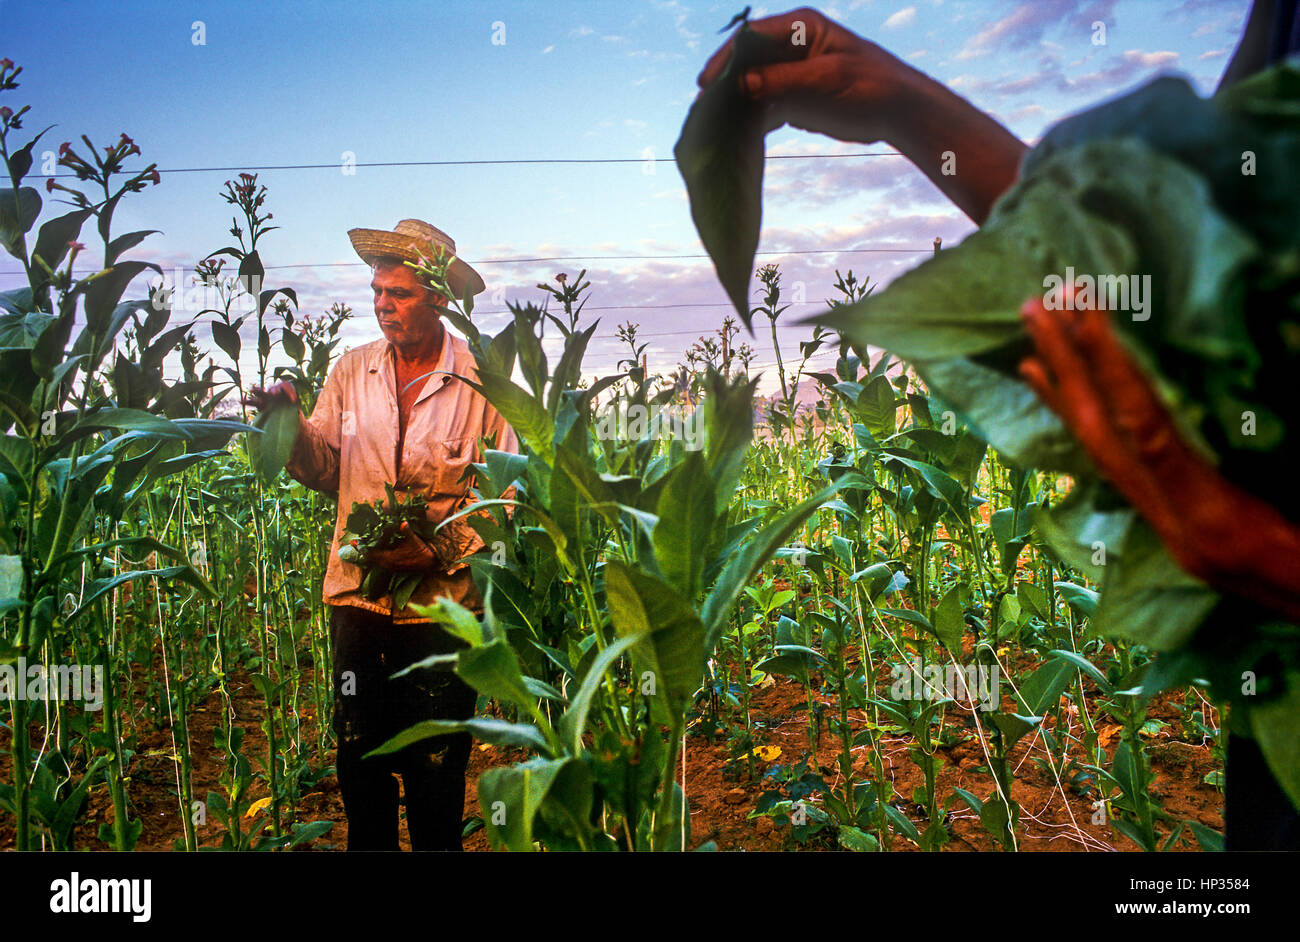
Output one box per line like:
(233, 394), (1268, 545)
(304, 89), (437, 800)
(697, 8), (832, 88)
(1020, 299), (1121, 465)
(1022, 299), (1188, 545)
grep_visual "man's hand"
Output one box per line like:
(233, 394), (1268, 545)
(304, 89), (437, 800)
(694, 7), (1026, 224)
(367, 528), (439, 573)
(1019, 297), (1300, 622)
(696, 8), (913, 144)
(243, 379), (300, 413)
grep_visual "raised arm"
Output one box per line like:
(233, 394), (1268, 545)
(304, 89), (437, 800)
(695, 7), (1027, 224)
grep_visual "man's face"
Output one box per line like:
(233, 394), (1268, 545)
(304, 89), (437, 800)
(371, 262), (446, 351)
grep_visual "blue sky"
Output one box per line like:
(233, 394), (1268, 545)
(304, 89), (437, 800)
(3, 0), (1250, 389)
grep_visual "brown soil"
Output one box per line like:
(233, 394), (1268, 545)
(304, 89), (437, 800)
(0, 658), (1223, 852)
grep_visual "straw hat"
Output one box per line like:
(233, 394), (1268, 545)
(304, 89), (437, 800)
(347, 219), (486, 299)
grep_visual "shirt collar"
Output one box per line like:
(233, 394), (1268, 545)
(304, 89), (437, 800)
(370, 324), (457, 404)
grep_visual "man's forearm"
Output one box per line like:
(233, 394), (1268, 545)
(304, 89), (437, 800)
(886, 67), (1028, 225)
(284, 413), (340, 494)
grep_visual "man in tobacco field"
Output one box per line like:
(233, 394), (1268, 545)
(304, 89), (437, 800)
(696, 2), (1300, 850)
(248, 220), (517, 851)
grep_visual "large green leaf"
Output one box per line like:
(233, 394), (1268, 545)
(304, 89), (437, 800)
(0, 188), (41, 257)
(814, 177), (1134, 359)
(71, 407), (188, 440)
(1249, 672), (1300, 812)
(917, 356), (1085, 473)
(68, 565), (214, 622)
(881, 451), (966, 522)
(855, 375), (897, 442)
(1094, 519), (1219, 650)
(247, 397), (299, 483)
(673, 24), (791, 324)
(477, 757), (580, 852)
(932, 585), (966, 655)
(700, 370), (757, 513)
(30, 208), (94, 274)
(652, 450), (716, 598)
(454, 639), (539, 715)
(604, 561), (706, 721)
(83, 261), (161, 333)
(366, 718), (548, 757)
(465, 370), (554, 465)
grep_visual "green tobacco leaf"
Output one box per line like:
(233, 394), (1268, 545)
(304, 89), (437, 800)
(72, 407), (188, 439)
(1032, 480), (1133, 577)
(548, 322), (597, 415)
(105, 229), (161, 268)
(653, 450), (716, 598)
(412, 596), (490, 647)
(932, 585), (965, 654)
(812, 177), (1135, 360)
(1248, 672), (1300, 812)
(701, 369), (757, 513)
(856, 375), (897, 442)
(366, 718), (548, 758)
(1054, 582), (1099, 619)
(1013, 658), (1074, 718)
(466, 370), (554, 465)
(1030, 71), (1300, 250)
(1047, 649), (1113, 696)
(1215, 60), (1300, 129)
(248, 398), (299, 483)
(917, 356), (1084, 472)
(0, 188), (41, 257)
(605, 561), (706, 720)
(211, 320), (241, 363)
(1094, 519), (1219, 650)
(83, 261), (161, 332)
(477, 757), (578, 852)
(674, 26), (792, 324)
(455, 639), (540, 717)
(558, 632), (642, 753)
(1033, 140), (1258, 367)
(31, 209), (94, 274)
(69, 565), (213, 622)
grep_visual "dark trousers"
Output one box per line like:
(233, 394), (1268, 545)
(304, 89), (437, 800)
(330, 605), (477, 851)
(1225, 733), (1300, 851)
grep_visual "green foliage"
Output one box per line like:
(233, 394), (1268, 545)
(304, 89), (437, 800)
(673, 19), (794, 324)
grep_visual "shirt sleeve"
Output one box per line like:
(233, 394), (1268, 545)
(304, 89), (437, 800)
(285, 359), (344, 494)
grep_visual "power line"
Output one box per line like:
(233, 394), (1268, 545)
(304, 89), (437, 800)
(185, 247), (927, 269)
(0, 244), (934, 278)
(23, 151), (902, 181)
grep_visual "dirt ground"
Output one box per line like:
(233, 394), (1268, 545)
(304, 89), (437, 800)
(0, 659), (1224, 852)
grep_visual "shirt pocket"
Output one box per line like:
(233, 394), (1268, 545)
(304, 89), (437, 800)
(409, 436), (476, 500)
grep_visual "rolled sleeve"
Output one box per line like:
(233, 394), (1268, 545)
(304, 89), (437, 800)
(286, 366), (343, 494)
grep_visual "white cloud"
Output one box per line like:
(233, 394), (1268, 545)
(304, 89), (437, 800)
(883, 6), (917, 29)
(1123, 49), (1179, 68)
(541, 45), (554, 54)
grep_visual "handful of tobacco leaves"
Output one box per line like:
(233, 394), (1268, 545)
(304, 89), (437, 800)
(820, 64), (1300, 805)
(680, 53), (1300, 805)
(338, 483), (442, 609)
